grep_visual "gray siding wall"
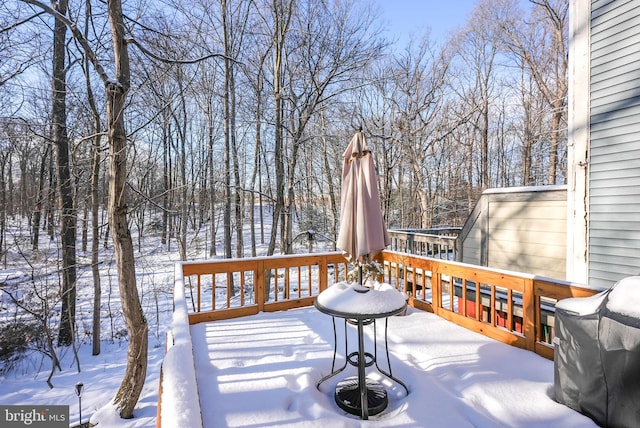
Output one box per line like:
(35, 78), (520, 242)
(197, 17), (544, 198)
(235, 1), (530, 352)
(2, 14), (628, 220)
(589, 0), (640, 287)
(462, 213), (482, 265)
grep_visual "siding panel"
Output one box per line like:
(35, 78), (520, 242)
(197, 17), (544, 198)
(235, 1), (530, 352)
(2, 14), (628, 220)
(589, 0), (640, 287)
(486, 190), (566, 279)
(458, 187), (566, 279)
(462, 218), (482, 265)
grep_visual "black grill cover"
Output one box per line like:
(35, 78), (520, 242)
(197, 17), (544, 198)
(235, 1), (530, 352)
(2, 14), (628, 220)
(554, 276), (640, 428)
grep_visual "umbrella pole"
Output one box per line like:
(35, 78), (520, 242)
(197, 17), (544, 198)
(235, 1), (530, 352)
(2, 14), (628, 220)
(358, 264), (363, 285)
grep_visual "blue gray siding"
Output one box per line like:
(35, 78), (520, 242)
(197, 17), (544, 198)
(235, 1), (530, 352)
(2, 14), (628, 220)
(589, 0), (640, 286)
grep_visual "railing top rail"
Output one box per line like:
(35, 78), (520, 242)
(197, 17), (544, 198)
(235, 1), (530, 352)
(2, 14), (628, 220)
(531, 275), (607, 293)
(389, 229), (460, 238)
(381, 249), (604, 289)
(390, 231), (457, 237)
(179, 251), (345, 267)
(391, 227), (462, 233)
(179, 252), (348, 274)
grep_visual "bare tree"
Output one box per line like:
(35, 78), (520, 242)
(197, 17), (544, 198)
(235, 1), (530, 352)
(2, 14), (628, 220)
(104, 0), (148, 417)
(0, 140), (8, 265)
(221, 0), (234, 260)
(80, 0), (103, 356)
(31, 141), (50, 251)
(455, 3), (500, 191)
(49, 0), (77, 347)
(388, 38), (452, 227)
(495, 0), (568, 185)
(266, 0), (293, 259)
(20, 0), (148, 417)
(279, 0), (386, 250)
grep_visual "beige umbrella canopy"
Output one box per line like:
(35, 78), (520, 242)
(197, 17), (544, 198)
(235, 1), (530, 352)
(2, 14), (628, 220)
(336, 130), (390, 268)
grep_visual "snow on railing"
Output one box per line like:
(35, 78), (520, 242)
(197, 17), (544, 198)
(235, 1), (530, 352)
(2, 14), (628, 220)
(157, 263), (205, 428)
(180, 252), (350, 324)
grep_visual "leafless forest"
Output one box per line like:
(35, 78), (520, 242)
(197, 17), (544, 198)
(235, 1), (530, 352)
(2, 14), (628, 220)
(0, 0), (567, 418)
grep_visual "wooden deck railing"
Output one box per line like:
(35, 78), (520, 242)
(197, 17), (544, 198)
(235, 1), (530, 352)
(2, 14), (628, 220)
(379, 251), (603, 359)
(159, 250), (604, 427)
(387, 228), (459, 259)
(180, 252), (350, 324)
(178, 250), (602, 358)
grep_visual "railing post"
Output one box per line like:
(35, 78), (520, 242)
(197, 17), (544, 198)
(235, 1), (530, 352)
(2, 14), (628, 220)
(432, 264), (442, 314)
(318, 255), (328, 293)
(197, 275), (201, 312)
(256, 259), (265, 312)
(522, 277), (536, 352)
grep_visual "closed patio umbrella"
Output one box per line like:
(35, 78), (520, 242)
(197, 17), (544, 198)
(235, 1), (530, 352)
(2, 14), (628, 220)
(336, 130), (390, 277)
(332, 130), (396, 419)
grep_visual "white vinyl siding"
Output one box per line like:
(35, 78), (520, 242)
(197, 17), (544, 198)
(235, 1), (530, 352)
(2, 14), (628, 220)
(487, 200), (566, 279)
(462, 215), (482, 265)
(460, 187), (567, 279)
(589, 0), (640, 287)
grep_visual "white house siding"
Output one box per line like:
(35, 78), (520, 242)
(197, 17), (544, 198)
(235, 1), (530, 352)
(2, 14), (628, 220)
(488, 199), (566, 279)
(460, 186), (567, 280)
(589, 0), (640, 287)
(462, 215), (482, 265)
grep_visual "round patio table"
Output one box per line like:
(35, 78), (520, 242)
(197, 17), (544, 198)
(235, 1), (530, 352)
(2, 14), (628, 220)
(315, 282), (408, 419)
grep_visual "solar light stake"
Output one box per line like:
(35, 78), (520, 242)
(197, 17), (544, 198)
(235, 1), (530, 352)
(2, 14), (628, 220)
(75, 382), (84, 426)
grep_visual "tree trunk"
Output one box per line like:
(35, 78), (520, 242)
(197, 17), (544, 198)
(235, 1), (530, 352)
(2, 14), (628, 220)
(321, 126), (337, 244)
(231, 70), (243, 259)
(548, 103), (562, 185)
(83, 0), (102, 355)
(46, 156), (55, 240)
(207, 97), (218, 257)
(107, 0), (148, 418)
(91, 128), (101, 356)
(284, 140), (301, 254)
(162, 124), (169, 246)
(32, 145), (50, 251)
(177, 71), (188, 261)
(249, 62), (265, 257)
(52, 0), (77, 347)
(0, 154), (6, 267)
(264, 0), (293, 300)
(221, 0), (232, 260)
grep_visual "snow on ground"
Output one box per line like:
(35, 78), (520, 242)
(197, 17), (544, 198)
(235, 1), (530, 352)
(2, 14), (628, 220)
(0, 209), (314, 427)
(0, 217), (180, 427)
(190, 306), (598, 427)
(0, 240), (175, 427)
(0, 337), (165, 427)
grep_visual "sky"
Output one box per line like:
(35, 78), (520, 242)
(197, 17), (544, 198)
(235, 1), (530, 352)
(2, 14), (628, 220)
(372, 0), (480, 46)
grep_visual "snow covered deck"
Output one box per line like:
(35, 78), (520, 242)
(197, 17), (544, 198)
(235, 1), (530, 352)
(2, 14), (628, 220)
(160, 252), (604, 427)
(189, 306), (597, 427)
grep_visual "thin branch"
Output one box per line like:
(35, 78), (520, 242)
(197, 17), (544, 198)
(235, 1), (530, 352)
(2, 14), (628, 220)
(126, 37), (237, 65)
(0, 10), (46, 34)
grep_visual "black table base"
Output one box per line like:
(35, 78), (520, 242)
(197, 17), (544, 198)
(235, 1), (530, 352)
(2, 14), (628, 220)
(335, 376), (388, 417)
(315, 311), (409, 420)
